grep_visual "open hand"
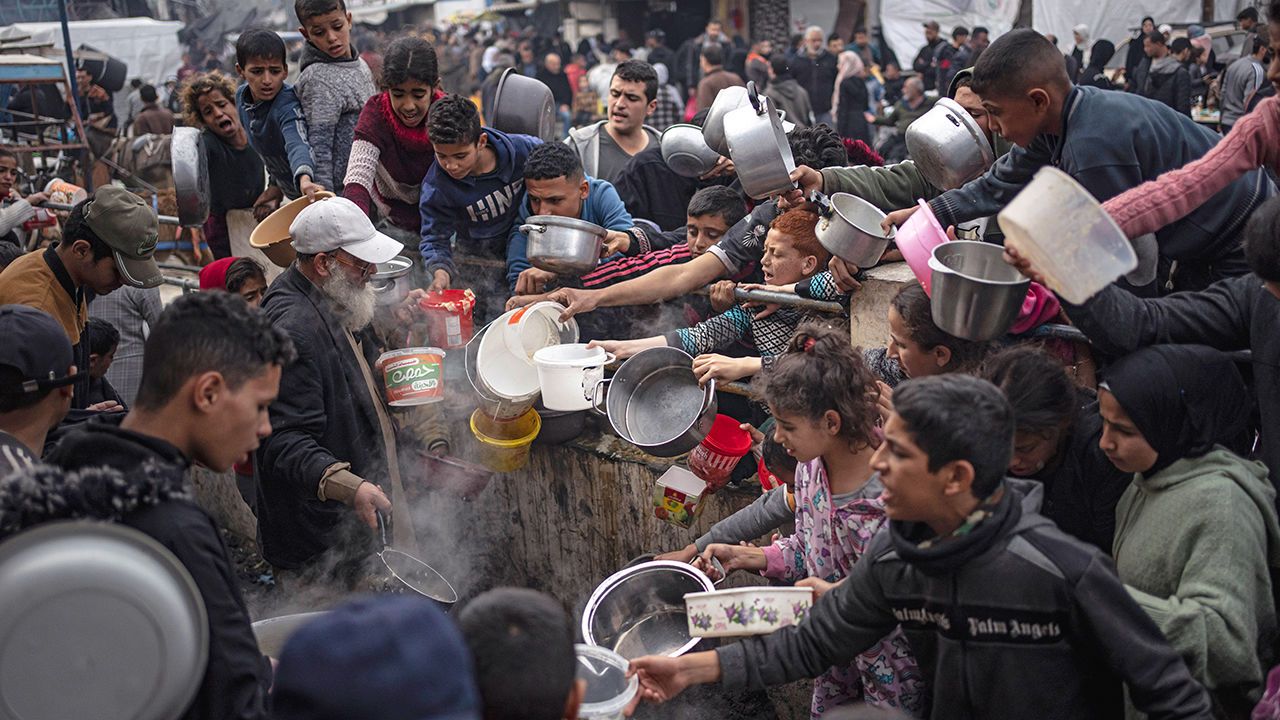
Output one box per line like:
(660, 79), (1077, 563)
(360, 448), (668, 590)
(88, 400), (124, 413)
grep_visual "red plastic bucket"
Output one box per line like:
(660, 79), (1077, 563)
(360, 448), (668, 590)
(688, 414), (753, 492)
(419, 289), (476, 349)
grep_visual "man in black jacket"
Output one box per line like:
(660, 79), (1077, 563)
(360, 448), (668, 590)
(791, 26), (838, 124)
(629, 375), (1212, 719)
(912, 21), (945, 92)
(1141, 32), (1191, 115)
(255, 196), (412, 580)
(42, 290), (295, 720)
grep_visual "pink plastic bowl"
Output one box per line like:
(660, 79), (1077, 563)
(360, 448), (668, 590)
(897, 200), (949, 294)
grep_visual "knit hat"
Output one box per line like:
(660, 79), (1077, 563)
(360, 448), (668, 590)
(272, 595), (481, 720)
(197, 257), (236, 291)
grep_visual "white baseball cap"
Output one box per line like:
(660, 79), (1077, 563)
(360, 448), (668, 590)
(289, 196), (403, 265)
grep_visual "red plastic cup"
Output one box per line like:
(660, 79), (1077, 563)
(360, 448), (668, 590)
(688, 414), (753, 493)
(418, 289), (476, 349)
(758, 456), (782, 492)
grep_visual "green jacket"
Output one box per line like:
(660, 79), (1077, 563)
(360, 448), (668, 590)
(872, 97), (935, 134)
(1113, 447), (1280, 715)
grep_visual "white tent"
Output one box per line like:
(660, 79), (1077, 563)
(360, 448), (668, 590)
(878, 0), (1021, 76)
(0, 18), (184, 87)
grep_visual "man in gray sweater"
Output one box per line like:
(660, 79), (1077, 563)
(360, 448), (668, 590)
(1220, 29), (1269, 131)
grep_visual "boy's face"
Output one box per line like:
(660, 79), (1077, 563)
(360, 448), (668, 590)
(237, 276), (267, 308)
(0, 155), (19, 197)
(684, 212), (731, 256)
(872, 412), (951, 522)
(300, 9), (354, 60)
(759, 229), (817, 285)
(195, 364), (281, 472)
(525, 174), (588, 218)
(67, 240), (124, 295)
(887, 306), (945, 380)
(88, 344), (116, 380)
(981, 89), (1053, 148)
(388, 79), (433, 128)
(434, 133), (487, 180)
(196, 89), (242, 140)
(607, 76), (655, 134)
(236, 57), (286, 102)
(769, 406), (834, 464)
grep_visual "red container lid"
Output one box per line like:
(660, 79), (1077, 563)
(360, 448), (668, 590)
(702, 414), (753, 457)
(418, 288), (475, 311)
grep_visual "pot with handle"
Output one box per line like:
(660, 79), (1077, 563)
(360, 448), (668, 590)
(592, 347), (717, 457)
(170, 126), (210, 227)
(905, 97), (995, 191)
(376, 511), (459, 607)
(490, 68), (557, 142)
(702, 85), (750, 157)
(724, 82), (797, 200)
(522, 215), (607, 275)
(810, 190), (894, 268)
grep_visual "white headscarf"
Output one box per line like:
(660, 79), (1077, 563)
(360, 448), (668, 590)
(831, 50), (865, 115)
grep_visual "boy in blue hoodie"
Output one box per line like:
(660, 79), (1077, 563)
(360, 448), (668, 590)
(293, 0), (376, 192)
(420, 94), (541, 298)
(507, 142), (637, 294)
(235, 29), (321, 201)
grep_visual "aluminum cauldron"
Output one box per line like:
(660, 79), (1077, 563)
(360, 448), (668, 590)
(812, 191), (894, 268)
(581, 560), (715, 660)
(905, 98), (995, 191)
(724, 83), (796, 200)
(594, 347), (716, 457)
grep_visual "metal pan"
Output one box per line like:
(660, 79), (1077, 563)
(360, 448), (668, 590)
(490, 68), (557, 142)
(724, 83), (796, 200)
(594, 347), (716, 457)
(376, 511), (458, 606)
(170, 126), (210, 227)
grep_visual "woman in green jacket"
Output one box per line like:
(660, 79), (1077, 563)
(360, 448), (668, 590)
(1099, 344), (1280, 718)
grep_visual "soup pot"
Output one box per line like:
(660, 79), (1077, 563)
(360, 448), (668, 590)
(811, 191), (894, 267)
(594, 346), (716, 457)
(522, 215), (606, 275)
(929, 241), (1030, 341)
(702, 85), (749, 156)
(661, 123), (722, 178)
(581, 560), (716, 659)
(370, 255), (415, 306)
(724, 83), (796, 200)
(171, 126), (210, 227)
(905, 98), (995, 191)
(489, 68), (557, 141)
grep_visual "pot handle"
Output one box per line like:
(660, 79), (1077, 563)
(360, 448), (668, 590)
(809, 190), (833, 218)
(581, 355), (616, 401)
(746, 81), (764, 116)
(591, 377), (611, 416)
(519, 224), (546, 235)
(700, 378), (717, 412)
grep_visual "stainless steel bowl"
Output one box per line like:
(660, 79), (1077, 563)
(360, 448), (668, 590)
(702, 85), (749, 156)
(522, 215), (606, 275)
(929, 241), (1030, 341)
(813, 192), (894, 267)
(595, 346), (716, 457)
(660, 124), (722, 178)
(490, 68), (557, 141)
(581, 560), (715, 660)
(370, 255), (415, 306)
(905, 98), (996, 191)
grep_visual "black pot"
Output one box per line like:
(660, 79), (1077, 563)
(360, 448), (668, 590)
(533, 403), (585, 445)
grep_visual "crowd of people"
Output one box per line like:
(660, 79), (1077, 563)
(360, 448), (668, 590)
(1, 0), (1280, 718)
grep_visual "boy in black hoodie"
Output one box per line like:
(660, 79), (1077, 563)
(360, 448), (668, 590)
(629, 375), (1211, 720)
(43, 291), (296, 720)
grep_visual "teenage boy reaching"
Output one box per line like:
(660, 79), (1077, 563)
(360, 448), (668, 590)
(235, 28), (322, 201)
(628, 375), (1212, 720)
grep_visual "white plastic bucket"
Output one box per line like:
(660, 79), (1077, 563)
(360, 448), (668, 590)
(502, 301), (578, 363)
(575, 644), (638, 720)
(532, 344), (614, 411)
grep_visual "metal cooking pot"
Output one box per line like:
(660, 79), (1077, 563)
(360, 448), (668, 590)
(929, 241), (1029, 341)
(170, 126), (210, 227)
(906, 98), (995, 191)
(490, 68), (557, 142)
(522, 215), (606, 275)
(811, 191), (894, 267)
(370, 255), (415, 306)
(660, 123), (722, 178)
(0, 522), (208, 720)
(251, 612), (328, 658)
(701, 85), (749, 157)
(724, 83), (797, 200)
(594, 346), (716, 457)
(581, 560), (715, 660)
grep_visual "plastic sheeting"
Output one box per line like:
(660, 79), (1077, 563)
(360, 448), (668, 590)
(1034, 0), (1251, 55)
(878, 0), (1021, 76)
(0, 18), (184, 88)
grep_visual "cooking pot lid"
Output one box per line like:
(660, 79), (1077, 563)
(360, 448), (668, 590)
(523, 215), (608, 237)
(0, 521), (208, 720)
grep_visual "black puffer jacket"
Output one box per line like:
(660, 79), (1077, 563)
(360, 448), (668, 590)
(25, 423), (271, 720)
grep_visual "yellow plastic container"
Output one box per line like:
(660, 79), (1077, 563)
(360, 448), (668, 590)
(470, 408), (541, 472)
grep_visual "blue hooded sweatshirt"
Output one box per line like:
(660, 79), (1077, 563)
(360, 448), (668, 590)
(419, 127), (542, 280)
(237, 83), (316, 198)
(506, 176), (633, 290)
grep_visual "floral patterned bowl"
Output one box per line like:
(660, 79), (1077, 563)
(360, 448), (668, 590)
(683, 586), (814, 638)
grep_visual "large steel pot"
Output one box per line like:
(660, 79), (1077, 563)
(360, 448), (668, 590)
(581, 560), (715, 660)
(660, 123), (722, 178)
(521, 215), (606, 275)
(594, 346), (716, 457)
(905, 98), (995, 191)
(724, 83), (796, 200)
(929, 241), (1029, 341)
(370, 255), (414, 306)
(701, 85), (749, 157)
(170, 126), (210, 227)
(490, 68), (557, 142)
(812, 191), (894, 267)
(0, 521), (208, 720)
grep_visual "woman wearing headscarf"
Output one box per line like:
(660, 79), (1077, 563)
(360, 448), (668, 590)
(1070, 24), (1090, 81)
(1080, 39), (1117, 90)
(1126, 16), (1156, 91)
(1099, 344), (1279, 718)
(833, 51), (871, 145)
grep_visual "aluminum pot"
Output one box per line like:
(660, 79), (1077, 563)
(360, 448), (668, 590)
(170, 126), (210, 227)
(905, 98), (995, 191)
(701, 85), (749, 156)
(522, 215), (606, 275)
(533, 400), (587, 445)
(490, 68), (557, 141)
(661, 123), (722, 178)
(594, 346), (716, 457)
(581, 560), (715, 660)
(929, 241), (1030, 341)
(251, 612), (328, 658)
(370, 255), (415, 306)
(811, 191), (894, 267)
(724, 83), (796, 200)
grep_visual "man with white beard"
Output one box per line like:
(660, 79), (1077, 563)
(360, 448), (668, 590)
(255, 196), (411, 590)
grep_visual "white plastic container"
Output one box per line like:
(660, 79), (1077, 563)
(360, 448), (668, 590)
(684, 586), (814, 638)
(474, 304), (578, 401)
(998, 166), (1138, 304)
(575, 644), (638, 720)
(532, 343), (614, 411)
(502, 301), (578, 363)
